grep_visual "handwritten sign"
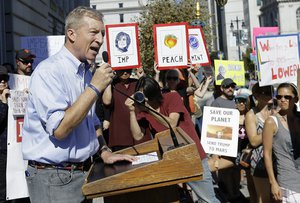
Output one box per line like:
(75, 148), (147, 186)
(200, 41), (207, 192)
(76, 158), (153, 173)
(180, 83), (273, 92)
(21, 35), (65, 69)
(256, 34), (300, 86)
(188, 27), (211, 66)
(106, 23), (141, 70)
(6, 74), (30, 199)
(154, 22), (190, 70)
(214, 60), (245, 86)
(10, 91), (28, 116)
(201, 106), (239, 157)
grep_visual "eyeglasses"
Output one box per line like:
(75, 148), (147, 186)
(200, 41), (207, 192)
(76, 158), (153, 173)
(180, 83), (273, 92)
(167, 76), (179, 81)
(222, 84), (236, 89)
(0, 75), (9, 82)
(275, 95), (294, 100)
(19, 58), (34, 65)
(235, 98), (247, 104)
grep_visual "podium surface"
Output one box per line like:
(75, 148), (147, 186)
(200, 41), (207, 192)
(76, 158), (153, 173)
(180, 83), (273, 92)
(82, 127), (203, 200)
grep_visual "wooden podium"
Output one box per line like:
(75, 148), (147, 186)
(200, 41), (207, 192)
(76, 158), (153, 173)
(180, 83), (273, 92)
(82, 127), (203, 202)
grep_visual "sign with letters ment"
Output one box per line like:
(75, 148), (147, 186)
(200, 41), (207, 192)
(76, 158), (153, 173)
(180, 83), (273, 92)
(188, 27), (211, 66)
(201, 106), (239, 157)
(256, 34), (300, 86)
(154, 22), (190, 70)
(106, 23), (141, 70)
(21, 35), (65, 69)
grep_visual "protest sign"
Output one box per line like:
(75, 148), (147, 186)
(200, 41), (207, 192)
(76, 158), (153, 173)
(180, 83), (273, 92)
(6, 74), (30, 199)
(256, 34), (300, 86)
(201, 106), (239, 157)
(106, 23), (141, 70)
(154, 22), (190, 70)
(188, 26), (211, 66)
(214, 60), (245, 86)
(21, 35), (65, 69)
(252, 27), (279, 54)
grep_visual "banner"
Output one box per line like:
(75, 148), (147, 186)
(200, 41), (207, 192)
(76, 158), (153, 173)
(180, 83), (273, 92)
(256, 34), (300, 86)
(106, 23), (141, 70)
(214, 60), (245, 86)
(6, 74), (30, 200)
(154, 22), (190, 70)
(188, 27), (211, 66)
(21, 35), (65, 69)
(252, 27), (279, 54)
(201, 106), (239, 157)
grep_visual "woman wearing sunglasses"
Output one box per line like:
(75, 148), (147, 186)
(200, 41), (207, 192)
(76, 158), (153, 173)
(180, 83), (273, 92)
(245, 82), (275, 203)
(263, 83), (300, 202)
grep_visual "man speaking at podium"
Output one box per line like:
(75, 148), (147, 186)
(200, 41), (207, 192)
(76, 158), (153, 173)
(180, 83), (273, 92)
(21, 7), (136, 203)
(125, 77), (220, 203)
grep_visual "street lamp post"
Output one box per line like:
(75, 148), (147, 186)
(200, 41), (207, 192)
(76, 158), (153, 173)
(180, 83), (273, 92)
(230, 16), (245, 61)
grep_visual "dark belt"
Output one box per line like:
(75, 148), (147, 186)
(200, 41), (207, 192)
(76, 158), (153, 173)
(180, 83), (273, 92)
(28, 160), (91, 171)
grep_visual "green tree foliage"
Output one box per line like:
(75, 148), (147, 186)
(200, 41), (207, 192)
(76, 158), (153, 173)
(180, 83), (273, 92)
(136, 0), (213, 75)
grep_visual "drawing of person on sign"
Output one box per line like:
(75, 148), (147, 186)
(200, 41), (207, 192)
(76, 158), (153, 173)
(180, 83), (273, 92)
(115, 32), (131, 53)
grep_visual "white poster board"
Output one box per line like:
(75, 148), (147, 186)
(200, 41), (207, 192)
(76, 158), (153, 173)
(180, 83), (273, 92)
(256, 34), (300, 86)
(6, 74), (30, 199)
(188, 27), (211, 66)
(21, 35), (65, 69)
(201, 106), (239, 157)
(154, 22), (190, 70)
(106, 23), (141, 70)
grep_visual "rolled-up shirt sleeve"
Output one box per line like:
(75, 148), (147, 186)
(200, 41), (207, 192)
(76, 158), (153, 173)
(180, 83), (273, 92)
(29, 62), (69, 136)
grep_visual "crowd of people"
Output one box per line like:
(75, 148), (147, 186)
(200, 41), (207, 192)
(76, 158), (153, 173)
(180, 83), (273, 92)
(0, 5), (299, 203)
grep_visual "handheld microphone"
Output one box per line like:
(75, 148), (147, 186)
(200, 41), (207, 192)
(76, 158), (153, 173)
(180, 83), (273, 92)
(102, 51), (109, 63)
(114, 87), (182, 150)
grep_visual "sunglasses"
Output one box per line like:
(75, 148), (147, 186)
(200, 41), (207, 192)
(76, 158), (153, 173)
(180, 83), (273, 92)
(167, 76), (179, 81)
(275, 95), (294, 100)
(0, 75), (9, 82)
(222, 84), (236, 89)
(235, 98), (247, 104)
(19, 58), (34, 65)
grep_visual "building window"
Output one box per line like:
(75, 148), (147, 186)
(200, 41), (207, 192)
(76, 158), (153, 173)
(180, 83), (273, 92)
(120, 14), (124, 23)
(92, 5), (96, 9)
(297, 8), (300, 31)
(119, 3), (123, 8)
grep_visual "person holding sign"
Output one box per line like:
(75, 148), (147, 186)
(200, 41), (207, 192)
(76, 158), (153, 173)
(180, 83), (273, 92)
(263, 83), (300, 202)
(0, 66), (10, 202)
(125, 77), (220, 203)
(22, 7), (136, 203)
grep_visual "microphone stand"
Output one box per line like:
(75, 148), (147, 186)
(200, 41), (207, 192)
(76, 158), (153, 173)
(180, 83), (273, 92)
(112, 86), (183, 150)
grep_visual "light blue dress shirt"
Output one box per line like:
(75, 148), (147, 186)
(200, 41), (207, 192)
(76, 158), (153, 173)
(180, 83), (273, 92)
(22, 46), (100, 164)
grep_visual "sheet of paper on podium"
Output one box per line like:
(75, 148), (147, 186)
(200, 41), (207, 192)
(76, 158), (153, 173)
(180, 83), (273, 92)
(132, 152), (159, 165)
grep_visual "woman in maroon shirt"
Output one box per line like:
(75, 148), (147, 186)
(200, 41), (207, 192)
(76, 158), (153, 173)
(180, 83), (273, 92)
(125, 77), (220, 203)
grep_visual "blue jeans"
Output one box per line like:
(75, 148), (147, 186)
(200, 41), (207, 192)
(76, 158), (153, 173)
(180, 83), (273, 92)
(187, 158), (220, 203)
(26, 165), (90, 203)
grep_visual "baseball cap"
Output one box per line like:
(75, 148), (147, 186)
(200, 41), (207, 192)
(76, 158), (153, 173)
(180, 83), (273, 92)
(16, 49), (36, 60)
(235, 88), (252, 99)
(221, 78), (236, 87)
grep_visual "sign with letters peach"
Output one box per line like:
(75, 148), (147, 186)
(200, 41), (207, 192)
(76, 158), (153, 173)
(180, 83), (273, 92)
(154, 22), (190, 70)
(256, 34), (300, 86)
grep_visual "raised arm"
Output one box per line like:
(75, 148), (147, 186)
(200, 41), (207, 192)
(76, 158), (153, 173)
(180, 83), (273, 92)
(54, 63), (113, 140)
(245, 110), (262, 147)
